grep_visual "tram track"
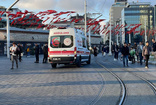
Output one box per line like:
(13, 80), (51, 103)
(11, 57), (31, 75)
(89, 61), (106, 105)
(93, 60), (126, 105)
(104, 60), (156, 95)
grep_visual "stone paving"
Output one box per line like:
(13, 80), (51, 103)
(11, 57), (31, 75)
(0, 56), (104, 105)
(99, 54), (156, 80)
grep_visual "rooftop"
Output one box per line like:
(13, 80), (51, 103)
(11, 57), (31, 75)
(127, 2), (151, 7)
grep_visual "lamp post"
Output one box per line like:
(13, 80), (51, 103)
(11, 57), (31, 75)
(84, 0), (87, 38)
(6, 0), (20, 58)
(144, 18), (147, 44)
(129, 29), (131, 43)
(109, 13), (112, 55)
(116, 19), (121, 45)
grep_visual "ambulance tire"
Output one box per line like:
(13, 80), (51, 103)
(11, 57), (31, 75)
(76, 57), (81, 67)
(87, 56), (91, 64)
(51, 63), (57, 68)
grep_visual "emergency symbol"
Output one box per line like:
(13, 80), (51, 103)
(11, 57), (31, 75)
(52, 37), (60, 47)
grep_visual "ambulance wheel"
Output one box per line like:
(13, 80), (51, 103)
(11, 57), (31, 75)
(87, 56), (91, 64)
(76, 57), (81, 67)
(51, 63), (57, 68)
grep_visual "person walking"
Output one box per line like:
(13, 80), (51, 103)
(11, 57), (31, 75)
(43, 44), (48, 63)
(26, 46), (30, 57)
(34, 44), (39, 63)
(130, 47), (136, 64)
(102, 46), (104, 56)
(113, 43), (119, 61)
(106, 45), (109, 54)
(152, 38), (156, 52)
(133, 42), (139, 62)
(93, 46), (98, 57)
(121, 43), (129, 67)
(142, 41), (152, 69)
(137, 42), (144, 65)
(17, 43), (22, 62)
(103, 46), (106, 57)
(10, 42), (18, 69)
(152, 38), (156, 59)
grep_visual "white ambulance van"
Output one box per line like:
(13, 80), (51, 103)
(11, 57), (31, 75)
(48, 27), (91, 68)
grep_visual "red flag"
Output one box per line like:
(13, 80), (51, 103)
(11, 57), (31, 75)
(43, 17), (50, 23)
(0, 11), (5, 16)
(140, 30), (145, 36)
(114, 25), (119, 30)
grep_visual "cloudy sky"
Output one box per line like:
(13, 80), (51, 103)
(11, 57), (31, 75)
(0, 0), (156, 21)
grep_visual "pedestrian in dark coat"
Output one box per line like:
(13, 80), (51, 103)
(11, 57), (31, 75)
(137, 42), (144, 65)
(142, 41), (152, 69)
(113, 43), (119, 60)
(93, 47), (98, 57)
(103, 46), (106, 57)
(34, 44), (39, 63)
(43, 44), (48, 63)
(133, 42), (138, 62)
(152, 38), (156, 52)
(17, 43), (22, 62)
(121, 43), (129, 67)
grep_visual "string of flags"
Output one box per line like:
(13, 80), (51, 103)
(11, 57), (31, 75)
(0, 10), (156, 36)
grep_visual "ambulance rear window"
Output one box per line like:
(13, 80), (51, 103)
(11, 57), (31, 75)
(50, 35), (73, 48)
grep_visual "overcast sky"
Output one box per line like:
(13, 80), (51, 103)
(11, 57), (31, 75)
(0, 0), (156, 21)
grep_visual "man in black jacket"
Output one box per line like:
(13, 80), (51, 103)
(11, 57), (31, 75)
(34, 44), (39, 63)
(17, 43), (22, 62)
(43, 44), (48, 63)
(113, 43), (119, 60)
(121, 43), (129, 67)
(152, 38), (156, 52)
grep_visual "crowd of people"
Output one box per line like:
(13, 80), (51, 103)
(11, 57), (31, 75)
(94, 38), (156, 69)
(10, 42), (48, 69)
(9, 38), (156, 69)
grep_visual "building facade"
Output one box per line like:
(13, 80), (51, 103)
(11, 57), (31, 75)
(0, 27), (102, 56)
(109, 2), (127, 44)
(121, 2), (154, 44)
(0, 27), (49, 56)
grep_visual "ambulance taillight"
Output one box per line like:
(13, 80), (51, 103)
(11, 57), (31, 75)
(74, 47), (77, 59)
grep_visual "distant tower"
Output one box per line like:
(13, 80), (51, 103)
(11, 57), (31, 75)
(115, 0), (127, 2)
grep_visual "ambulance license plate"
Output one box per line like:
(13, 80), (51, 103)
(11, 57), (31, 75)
(53, 58), (61, 61)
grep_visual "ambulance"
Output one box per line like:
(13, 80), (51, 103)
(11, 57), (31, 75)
(48, 27), (91, 68)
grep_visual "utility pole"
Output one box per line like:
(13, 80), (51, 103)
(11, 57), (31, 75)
(84, 0), (87, 38)
(89, 27), (91, 48)
(109, 14), (112, 55)
(145, 18), (147, 43)
(120, 19), (122, 45)
(117, 32), (119, 45)
(6, 0), (20, 58)
(116, 21), (119, 45)
(129, 29), (131, 43)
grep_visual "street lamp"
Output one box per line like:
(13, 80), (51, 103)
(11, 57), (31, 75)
(6, 0), (20, 58)
(84, 0), (87, 38)
(109, 12), (112, 55)
(144, 18), (147, 44)
(116, 18), (121, 45)
(129, 28), (131, 43)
